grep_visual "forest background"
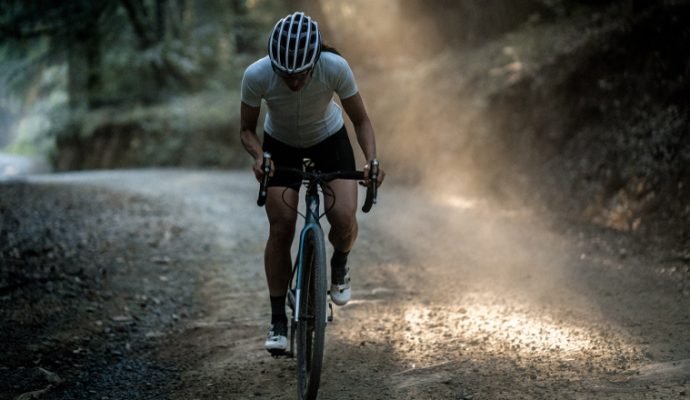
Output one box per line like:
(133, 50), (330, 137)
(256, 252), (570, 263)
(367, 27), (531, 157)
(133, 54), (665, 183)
(1, 0), (688, 247)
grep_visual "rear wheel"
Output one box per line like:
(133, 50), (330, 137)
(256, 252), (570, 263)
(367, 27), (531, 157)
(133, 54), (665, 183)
(296, 227), (327, 400)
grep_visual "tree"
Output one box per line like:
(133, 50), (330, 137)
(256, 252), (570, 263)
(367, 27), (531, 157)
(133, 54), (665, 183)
(0, 1), (115, 110)
(119, 0), (200, 92)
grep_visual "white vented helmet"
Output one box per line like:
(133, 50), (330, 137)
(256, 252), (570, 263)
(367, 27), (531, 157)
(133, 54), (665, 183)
(268, 11), (322, 76)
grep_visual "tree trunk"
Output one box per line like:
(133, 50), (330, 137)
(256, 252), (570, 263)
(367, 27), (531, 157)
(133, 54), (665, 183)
(67, 32), (88, 111)
(119, 0), (195, 92)
(156, 0), (166, 41)
(231, 0), (251, 53)
(85, 23), (102, 109)
(120, 0), (156, 48)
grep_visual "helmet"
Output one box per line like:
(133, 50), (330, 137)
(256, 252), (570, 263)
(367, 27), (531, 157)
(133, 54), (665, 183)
(268, 11), (322, 76)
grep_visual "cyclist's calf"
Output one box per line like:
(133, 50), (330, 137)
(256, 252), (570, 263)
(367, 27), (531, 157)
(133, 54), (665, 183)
(327, 218), (358, 253)
(324, 180), (359, 252)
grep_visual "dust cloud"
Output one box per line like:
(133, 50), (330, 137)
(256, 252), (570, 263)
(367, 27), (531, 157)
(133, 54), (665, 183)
(320, 0), (515, 196)
(316, 0), (642, 374)
(319, 0), (559, 281)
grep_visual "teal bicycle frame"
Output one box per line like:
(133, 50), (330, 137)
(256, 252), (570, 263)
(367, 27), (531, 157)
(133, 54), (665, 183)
(293, 180), (323, 323)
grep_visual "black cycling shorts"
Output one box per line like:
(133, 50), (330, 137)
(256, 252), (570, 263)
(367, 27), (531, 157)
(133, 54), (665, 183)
(263, 125), (356, 190)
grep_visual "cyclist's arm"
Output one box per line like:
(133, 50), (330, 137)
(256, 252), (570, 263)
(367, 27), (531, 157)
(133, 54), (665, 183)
(240, 101), (265, 180)
(341, 93), (385, 186)
(341, 93), (376, 162)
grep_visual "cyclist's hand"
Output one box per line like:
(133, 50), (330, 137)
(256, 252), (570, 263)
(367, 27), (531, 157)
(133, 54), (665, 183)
(253, 155), (274, 181)
(362, 160), (385, 188)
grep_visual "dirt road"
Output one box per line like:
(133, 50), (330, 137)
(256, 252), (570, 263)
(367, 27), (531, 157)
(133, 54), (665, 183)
(1, 170), (689, 399)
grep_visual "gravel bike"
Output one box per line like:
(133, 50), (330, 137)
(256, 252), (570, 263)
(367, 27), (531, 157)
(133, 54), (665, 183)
(257, 153), (378, 400)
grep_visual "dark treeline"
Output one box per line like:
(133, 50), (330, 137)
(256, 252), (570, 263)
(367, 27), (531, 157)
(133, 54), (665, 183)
(0, 0), (282, 110)
(1, 0), (689, 243)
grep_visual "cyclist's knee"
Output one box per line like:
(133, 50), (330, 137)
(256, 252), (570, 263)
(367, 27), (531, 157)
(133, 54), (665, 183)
(268, 219), (296, 242)
(328, 196), (356, 219)
(329, 210), (357, 234)
(328, 217), (357, 251)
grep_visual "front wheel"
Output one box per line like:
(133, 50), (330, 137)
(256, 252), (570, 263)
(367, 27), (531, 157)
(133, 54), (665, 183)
(296, 227), (327, 400)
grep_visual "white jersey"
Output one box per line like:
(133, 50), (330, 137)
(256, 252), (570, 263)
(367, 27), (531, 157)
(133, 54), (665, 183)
(241, 52), (358, 148)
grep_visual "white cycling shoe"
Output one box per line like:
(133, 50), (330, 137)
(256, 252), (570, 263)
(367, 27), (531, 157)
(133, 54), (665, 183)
(330, 282), (351, 306)
(264, 324), (288, 355)
(330, 266), (351, 306)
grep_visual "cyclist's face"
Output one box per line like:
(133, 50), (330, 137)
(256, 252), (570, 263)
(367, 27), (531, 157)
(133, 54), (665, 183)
(278, 69), (312, 91)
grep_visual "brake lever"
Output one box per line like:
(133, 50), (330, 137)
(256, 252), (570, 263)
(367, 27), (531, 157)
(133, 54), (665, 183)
(361, 159), (378, 213)
(257, 152), (272, 207)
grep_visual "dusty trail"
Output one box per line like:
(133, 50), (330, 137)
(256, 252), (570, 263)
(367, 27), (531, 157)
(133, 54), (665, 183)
(4, 170), (690, 399)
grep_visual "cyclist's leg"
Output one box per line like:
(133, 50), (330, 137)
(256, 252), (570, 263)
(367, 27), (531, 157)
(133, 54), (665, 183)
(262, 133), (304, 352)
(263, 187), (298, 353)
(264, 187), (299, 297)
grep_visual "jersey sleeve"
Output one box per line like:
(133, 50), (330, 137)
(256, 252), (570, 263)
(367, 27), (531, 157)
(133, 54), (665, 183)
(241, 62), (264, 108)
(331, 55), (359, 99)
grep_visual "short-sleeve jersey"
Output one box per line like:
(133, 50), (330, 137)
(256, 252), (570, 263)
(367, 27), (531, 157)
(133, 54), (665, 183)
(241, 52), (358, 148)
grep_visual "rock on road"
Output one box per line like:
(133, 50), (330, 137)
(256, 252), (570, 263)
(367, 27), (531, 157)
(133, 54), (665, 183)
(2, 169), (689, 400)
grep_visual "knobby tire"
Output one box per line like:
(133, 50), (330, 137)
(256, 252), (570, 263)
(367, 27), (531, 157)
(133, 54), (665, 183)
(296, 227), (327, 400)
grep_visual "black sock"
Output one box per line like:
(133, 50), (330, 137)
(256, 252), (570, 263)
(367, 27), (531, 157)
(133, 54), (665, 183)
(270, 296), (287, 326)
(331, 249), (350, 284)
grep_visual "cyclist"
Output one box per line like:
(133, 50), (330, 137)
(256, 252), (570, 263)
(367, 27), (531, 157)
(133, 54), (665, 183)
(240, 11), (385, 353)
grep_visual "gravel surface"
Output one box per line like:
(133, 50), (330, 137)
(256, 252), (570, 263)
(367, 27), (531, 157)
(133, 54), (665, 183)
(1, 170), (689, 400)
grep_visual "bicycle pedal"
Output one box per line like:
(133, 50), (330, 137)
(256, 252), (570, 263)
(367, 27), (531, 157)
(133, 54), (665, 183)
(268, 349), (289, 358)
(327, 302), (333, 323)
(268, 349), (293, 358)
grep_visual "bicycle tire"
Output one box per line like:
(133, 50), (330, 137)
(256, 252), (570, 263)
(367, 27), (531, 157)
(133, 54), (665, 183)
(296, 227), (327, 400)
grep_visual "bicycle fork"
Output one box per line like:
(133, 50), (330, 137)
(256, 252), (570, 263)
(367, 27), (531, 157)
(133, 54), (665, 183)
(288, 287), (333, 325)
(289, 187), (333, 325)
(288, 226), (334, 325)
(287, 292), (332, 323)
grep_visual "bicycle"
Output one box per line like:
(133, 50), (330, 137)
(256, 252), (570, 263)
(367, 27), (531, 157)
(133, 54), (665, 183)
(257, 153), (378, 400)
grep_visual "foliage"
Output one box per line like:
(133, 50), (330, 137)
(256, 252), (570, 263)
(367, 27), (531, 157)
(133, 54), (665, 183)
(467, 1), (690, 238)
(0, 0), (287, 158)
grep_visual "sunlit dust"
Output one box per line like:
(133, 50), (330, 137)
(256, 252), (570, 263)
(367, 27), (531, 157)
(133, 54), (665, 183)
(402, 302), (593, 357)
(363, 289), (646, 373)
(439, 194), (476, 210)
